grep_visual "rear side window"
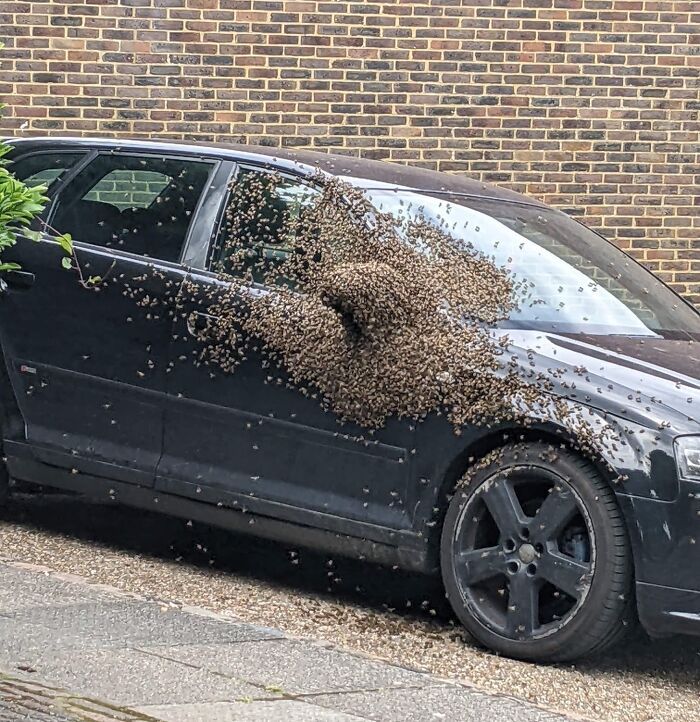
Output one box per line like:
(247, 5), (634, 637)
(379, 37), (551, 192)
(51, 154), (214, 263)
(10, 151), (84, 190)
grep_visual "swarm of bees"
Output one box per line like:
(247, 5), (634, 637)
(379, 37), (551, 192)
(178, 169), (608, 454)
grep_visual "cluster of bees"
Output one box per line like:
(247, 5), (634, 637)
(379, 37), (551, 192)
(180, 170), (606, 458)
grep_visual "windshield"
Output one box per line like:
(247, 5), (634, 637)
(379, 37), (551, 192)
(360, 186), (700, 336)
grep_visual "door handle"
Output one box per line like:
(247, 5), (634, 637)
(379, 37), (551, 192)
(186, 311), (220, 338)
(2, 270), (35, 290)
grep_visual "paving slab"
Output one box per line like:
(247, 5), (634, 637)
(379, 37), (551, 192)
(308, 685), (575, 722)
(139, 638), (432, 695)
(0, 560), (578, 722)
(11, 646), (263, 707)
(0, 565), (114, 613)
(5, 599), (281, 647)
(0, 617), (99, 670)
(137, 699), (368, 722)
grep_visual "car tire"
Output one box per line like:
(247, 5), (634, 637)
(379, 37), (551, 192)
(440, 442), (634, 663)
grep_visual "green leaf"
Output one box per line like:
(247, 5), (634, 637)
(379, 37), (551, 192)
(22, 229), (43, 242)
(61, 256), (72, 270)
(0, 262), (21, 272)
(57, 233), (73, 255)
(0, 154), (49, 265)
(86, 275), (102, 286)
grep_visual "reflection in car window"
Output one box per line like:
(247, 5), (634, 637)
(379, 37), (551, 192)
(8, 151), (86, 232)
(51, 154), (213, 263)
(364, 187), (700, 336)
(212, 169), (319, 285)
(10, 151), (84, 190)
(84, 169), (171, 211)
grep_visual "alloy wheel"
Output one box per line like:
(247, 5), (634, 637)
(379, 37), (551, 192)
(451, 467), (596, 641)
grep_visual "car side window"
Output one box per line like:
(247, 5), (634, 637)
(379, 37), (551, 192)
(10, 151), (85, 191)
(8, 151), (87, 232)
(83, 169), (172, 211)
(50, 154), (214, 263)
(211, 168), (319, 285)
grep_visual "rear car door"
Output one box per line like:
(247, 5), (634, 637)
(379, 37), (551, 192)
(0, 146), (219, 486)
(158, 165), (416, 536)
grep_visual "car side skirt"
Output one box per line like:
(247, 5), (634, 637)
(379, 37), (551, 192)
(5, 451), (433, 574)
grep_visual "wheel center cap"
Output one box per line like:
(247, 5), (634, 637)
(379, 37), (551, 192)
(518, 543), (536, 564)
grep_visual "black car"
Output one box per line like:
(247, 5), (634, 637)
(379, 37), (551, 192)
(2, 137), (699, 663)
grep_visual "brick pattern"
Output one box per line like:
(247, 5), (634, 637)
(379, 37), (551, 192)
(0, 0), (698, 306)
(85, 170), (172, 209)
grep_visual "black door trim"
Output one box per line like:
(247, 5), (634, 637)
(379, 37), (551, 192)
(5, 450), (430, 572)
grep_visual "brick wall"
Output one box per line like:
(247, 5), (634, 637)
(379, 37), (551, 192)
(1, 0), (698, 306)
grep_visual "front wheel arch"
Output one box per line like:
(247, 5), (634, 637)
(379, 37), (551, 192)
(425, 426), (620, 567)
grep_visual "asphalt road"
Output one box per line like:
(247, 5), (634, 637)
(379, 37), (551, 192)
(0, 492), (698, 722)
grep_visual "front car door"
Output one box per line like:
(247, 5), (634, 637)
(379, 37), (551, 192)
(158, 163), (417, 538)
(1, 143), (221, 486)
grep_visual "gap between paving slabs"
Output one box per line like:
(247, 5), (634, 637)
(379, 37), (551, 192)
(0, 671), (159, 722)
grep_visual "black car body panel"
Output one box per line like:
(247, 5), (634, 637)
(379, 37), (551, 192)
(159, 270), (416, 535)
(2, 136), (699, 641)
(0, 237), (172, 485)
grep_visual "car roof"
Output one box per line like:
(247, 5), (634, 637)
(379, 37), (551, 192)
(7, 136), (546, 208)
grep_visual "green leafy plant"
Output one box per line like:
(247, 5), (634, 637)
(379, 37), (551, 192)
(0, 143), (49, 271)
(0, 144), (76, 273)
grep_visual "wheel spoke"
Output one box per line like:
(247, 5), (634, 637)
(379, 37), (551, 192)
(538, 551), (591, 600)
(457, 546), (504, 585)
(531, 484), (579, 539)
(506, 574), (539, 636)
(480, 478), (529, 539)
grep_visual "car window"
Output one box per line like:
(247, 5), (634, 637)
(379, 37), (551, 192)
(10, 151), (85, 190)
(50, 154), (214, 263)
(8, 151), (86, 232)
(211, 168), (319, 285)
(367, 188), (700, 335)
(84, 169), (171, 211)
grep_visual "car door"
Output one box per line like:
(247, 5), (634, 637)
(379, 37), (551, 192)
(0, 146), (221, 486)
(157, 164), (417, 536)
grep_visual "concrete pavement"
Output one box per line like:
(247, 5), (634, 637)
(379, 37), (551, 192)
(0, 560), (578, 722)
